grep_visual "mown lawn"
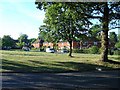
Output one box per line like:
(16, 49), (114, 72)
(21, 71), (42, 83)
(0, 50), (120, 72)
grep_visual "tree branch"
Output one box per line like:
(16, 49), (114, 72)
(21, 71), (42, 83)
(109, 27), (120, 30)
(86, 14), (102, 19)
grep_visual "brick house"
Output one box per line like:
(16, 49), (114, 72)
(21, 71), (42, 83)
(32, 40), (96, 49)
(32, 39), (114, 49)
(32, 39), (44, 48)
(43, 42), (54, 48)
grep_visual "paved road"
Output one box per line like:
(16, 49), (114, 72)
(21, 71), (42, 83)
(1, 70), (120, 90)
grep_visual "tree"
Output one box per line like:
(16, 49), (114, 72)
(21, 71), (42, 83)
(35, 1), (120, 61)
(115, 42), (120, 48)
(17, 34), (29, 48)
(83, 2), (120, 62)
(35, 2), (89, 56)
(2, 35), (15, 49)
(109, 32), (118, 44)
(29, 38), (36, 45)
(117, 34), (120, 42)
(88, 24), (101, 40)
(28, 38), (36, 48)
(39, 25), (59, 50)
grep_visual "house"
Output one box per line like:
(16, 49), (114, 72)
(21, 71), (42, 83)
(43, 42), (54, 48)
(32, 38), (44, 48)
(32, 40), (85, 49)
(32, 39), (115, 50)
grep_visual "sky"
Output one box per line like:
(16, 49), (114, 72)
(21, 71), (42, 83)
(0, 0), (119, 39)
(0, 0), (45, 39)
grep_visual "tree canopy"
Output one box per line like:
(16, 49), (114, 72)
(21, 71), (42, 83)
(2, 35), (15, 49)
(109, 32), (118, 43)
(35, 1), (120, 61)
(36, 2), (90, 56)
(17, 34), (29, 48)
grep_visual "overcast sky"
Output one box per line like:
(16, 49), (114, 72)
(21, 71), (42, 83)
(0, 0), (119, 39)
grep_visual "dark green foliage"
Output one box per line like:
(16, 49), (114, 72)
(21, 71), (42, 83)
(35, 2), (120, 61)
(89, 46), (99, 54)
(114, 50), (120, 55)
(2, 35), (15, 49)
(0, 37), (2, 49)
(72, 49), (89, 54)
(29, 38), (36, 44)
(88, 24), (101, 40)
(108, 49), (114, 55)
(115, 42), (120, 48)
(118, 34), (120, 42)
(35, 2), (89, 56)
(17, 34), (29, 48)
(109, 32), (118, 43)
(73, 49), (83, 53)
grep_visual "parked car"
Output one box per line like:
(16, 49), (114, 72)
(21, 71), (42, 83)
(22, 46), (30, 51)
(2, 46), (11, 50)
(46, 48), (55, 53)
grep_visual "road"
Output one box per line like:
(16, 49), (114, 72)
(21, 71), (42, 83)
(1, 70), (120, 90)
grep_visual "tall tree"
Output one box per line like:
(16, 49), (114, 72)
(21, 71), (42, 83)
(17, 34), (29, 48)
(2, 35), (15, 49)
(35, 2), (89, 56)
(35, 1), (120, 61)
(83, 2), (120, 62)
(39, 25), (59, 49)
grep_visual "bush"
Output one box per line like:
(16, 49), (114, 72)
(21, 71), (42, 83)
(114, 50), (120, 55)
(73, 49), (84, 53)
(83, 49), (89, 54)
(72, 49), (89, 54)
(89, 46), (99, 54)
(115, 42), (120, 48)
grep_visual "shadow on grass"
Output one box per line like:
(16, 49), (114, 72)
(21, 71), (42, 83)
(2, 58), (118, 73)
(2, 59), (68, 73)
(107, 59), (120, 65)
(55, 61), (116, 72)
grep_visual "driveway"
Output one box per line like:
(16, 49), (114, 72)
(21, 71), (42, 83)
(1, 70), (120, 90)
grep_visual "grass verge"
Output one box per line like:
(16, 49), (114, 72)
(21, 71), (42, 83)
(1, 50), (120, 73)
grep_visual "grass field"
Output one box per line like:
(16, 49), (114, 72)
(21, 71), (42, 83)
(1, 50), (120, 73)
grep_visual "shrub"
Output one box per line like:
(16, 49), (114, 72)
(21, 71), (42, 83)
(73, 49), (84, 53)
(115, 42), (120, 48)
(72, 49), (89, 54)
(89, 46), (99, 54)
(83, 49), (89, 54)
(114, 50), (120, 55)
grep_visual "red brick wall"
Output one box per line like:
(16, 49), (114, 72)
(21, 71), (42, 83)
(43, 42), (53, 48)
(32, 41), (108, 49)
(32, 43), (40, 48)
(58, 42), (70, 49)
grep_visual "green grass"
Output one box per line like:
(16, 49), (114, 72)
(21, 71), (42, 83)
(0, 50), (120, 73)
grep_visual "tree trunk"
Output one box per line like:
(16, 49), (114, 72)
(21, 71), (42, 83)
(101, 30), (109, 62)
(69, 40), (72, 57)
(100, 3), (109, 62)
